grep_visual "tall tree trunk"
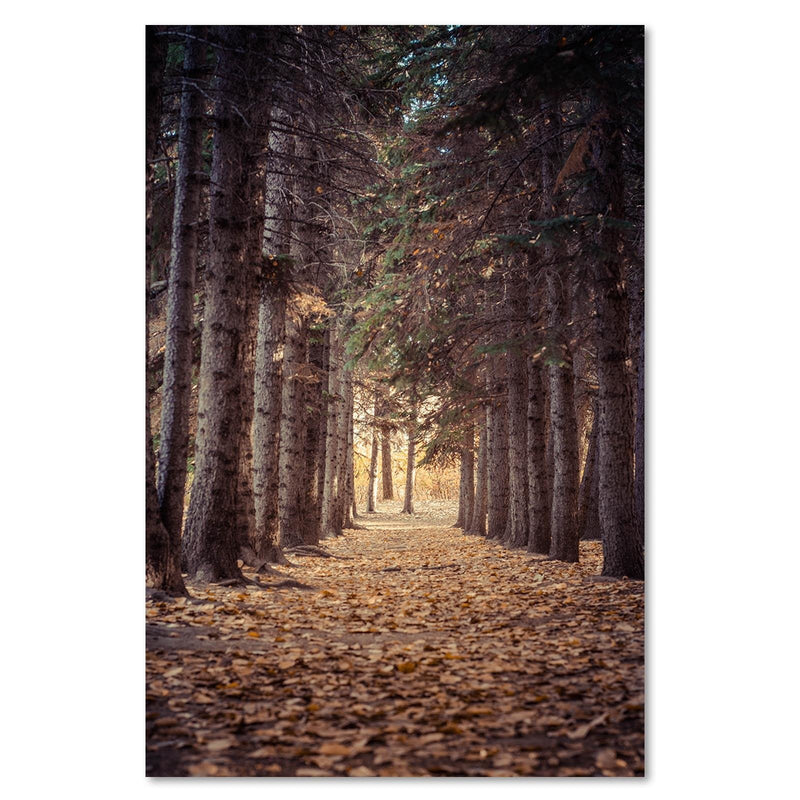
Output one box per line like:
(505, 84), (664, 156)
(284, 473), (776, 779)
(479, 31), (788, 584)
(145, 25), (187, 595)
(486, 359), (509, 540)
(455, 423), (475, 529)
(366, 396), (379, 512)
(251, 290), (286, 561)
(320, 324), (342, 537)
(467, 412), (488, 535)
(344, 391), (358, 527)
(156, 28), (206, 572)
(628, 237), (645, 547)
(546, 269), (580, 563)
(505, 269), (530, 548)
(381, 424), (394, 500)
(590, 89), (644, 580)
(526, 250), (551, 555)
(251, 106), (292, 564)
(526, 357), (550, 555)
(401, 409), (416, 514)
(331, 362), (353, 534)
(301, 331), (324, 544)
(183, 27), (252, 583)
(278, 313), (308, 549)
(578, 396), (602, 540)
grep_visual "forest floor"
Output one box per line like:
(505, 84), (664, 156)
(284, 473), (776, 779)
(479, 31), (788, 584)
(146, 500), (644, 777)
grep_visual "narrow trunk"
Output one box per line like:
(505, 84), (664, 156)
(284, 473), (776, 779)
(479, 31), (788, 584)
(331, 363), (353, 534)
(505, 271), (530, 548)
(628, 240), (645, 547)
(234, 238), (260, 559)
(578, 397), (602, 540)
(251, 291), (286, 561)
(381, 425), (394, 500)
(546, 269), (580, 563)
(526, 248), (551, 555)
(301, 331), (324, 544)
(320, 325), (342, 537)
(343, 368), (358, 528)
(183, 28), (251, 583)
(157, 28), (206, 561)
(146, 25), (186, 595)
(278, 313), (308, 549)
(467, 413), (488, 535)
(486, 359), (509, 540)
(526, 356), (551, 554)
(459, 424), (475, 530)
(401, 411), (416, 514)
(251, 106), (292, 563)
(366, 398), (379, 513)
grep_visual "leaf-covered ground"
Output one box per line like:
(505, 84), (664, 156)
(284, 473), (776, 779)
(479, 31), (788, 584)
(146, 501), (644, 777)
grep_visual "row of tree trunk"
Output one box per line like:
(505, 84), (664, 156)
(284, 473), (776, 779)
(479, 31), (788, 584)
(454, 91), (644, 580)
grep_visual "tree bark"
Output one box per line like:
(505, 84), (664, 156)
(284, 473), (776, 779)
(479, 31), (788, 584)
(146, 25), (187, 596)
(456, 423), (475, 529)
(301, 331), (324, 544)
(486, 358), (509, 540)
(251, 290), (286, 561)
(467, 412), (488, 536)
(320, 324), (342, 537)
(546, 268), (580, 563)
(250, 106), (293, 564)
(331, 361), (353, 534)
(157, 28), (206, 562)
(590, 90), (644, 580)
(367, 396), (379, 512)
(381, 424), (394, 500)
(628, 238), (645, 548)
(505, 269), (530, 548)
(401, 409), (416, 514)
(278, 312), (308, 549)
(577, 396), (602, 541)
(183, 27), (252, 583)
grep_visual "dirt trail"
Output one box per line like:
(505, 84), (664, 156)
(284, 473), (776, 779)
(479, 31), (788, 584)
(146, 501), (644, 776)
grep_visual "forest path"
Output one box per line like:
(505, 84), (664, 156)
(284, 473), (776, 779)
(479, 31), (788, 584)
(146, 501), (644, 776)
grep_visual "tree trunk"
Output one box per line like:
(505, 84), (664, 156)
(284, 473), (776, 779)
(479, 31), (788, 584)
(381, 424), (394, 500)
(577, 397), (602, 540)
(590, 89), (644, 580)
(146, 25), (187, 596)
(456, 423), (475, 529)
(301, 331), (324, 544)
(525, 247), (551, 555)
(505, 270), (530, 548)
(234, 229), (260, 560)
(320, 324), (342, 537)
(332, 362), (353, 534)
(278, 313), (308, 549)
(486, 359), (509, 540)
(467, 412), (488, 535)
(367, 397), (379, 512)
(250, 105), (293, 564)
(628, 238), (645, 547)
(344, 392), (358, 527)
(182, 27), (252, 583)
(251, 290), (286, 562)
(401, 410), (416, 514)
(546, 269), (580, 563)
(157, 28), (206, 565)
(526, 358), (551, 555)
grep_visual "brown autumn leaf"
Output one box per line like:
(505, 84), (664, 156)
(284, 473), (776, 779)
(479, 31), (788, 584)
(147, 501), (643, 777)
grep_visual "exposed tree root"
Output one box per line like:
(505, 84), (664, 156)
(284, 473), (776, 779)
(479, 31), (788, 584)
(285, 545), (353, 560)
